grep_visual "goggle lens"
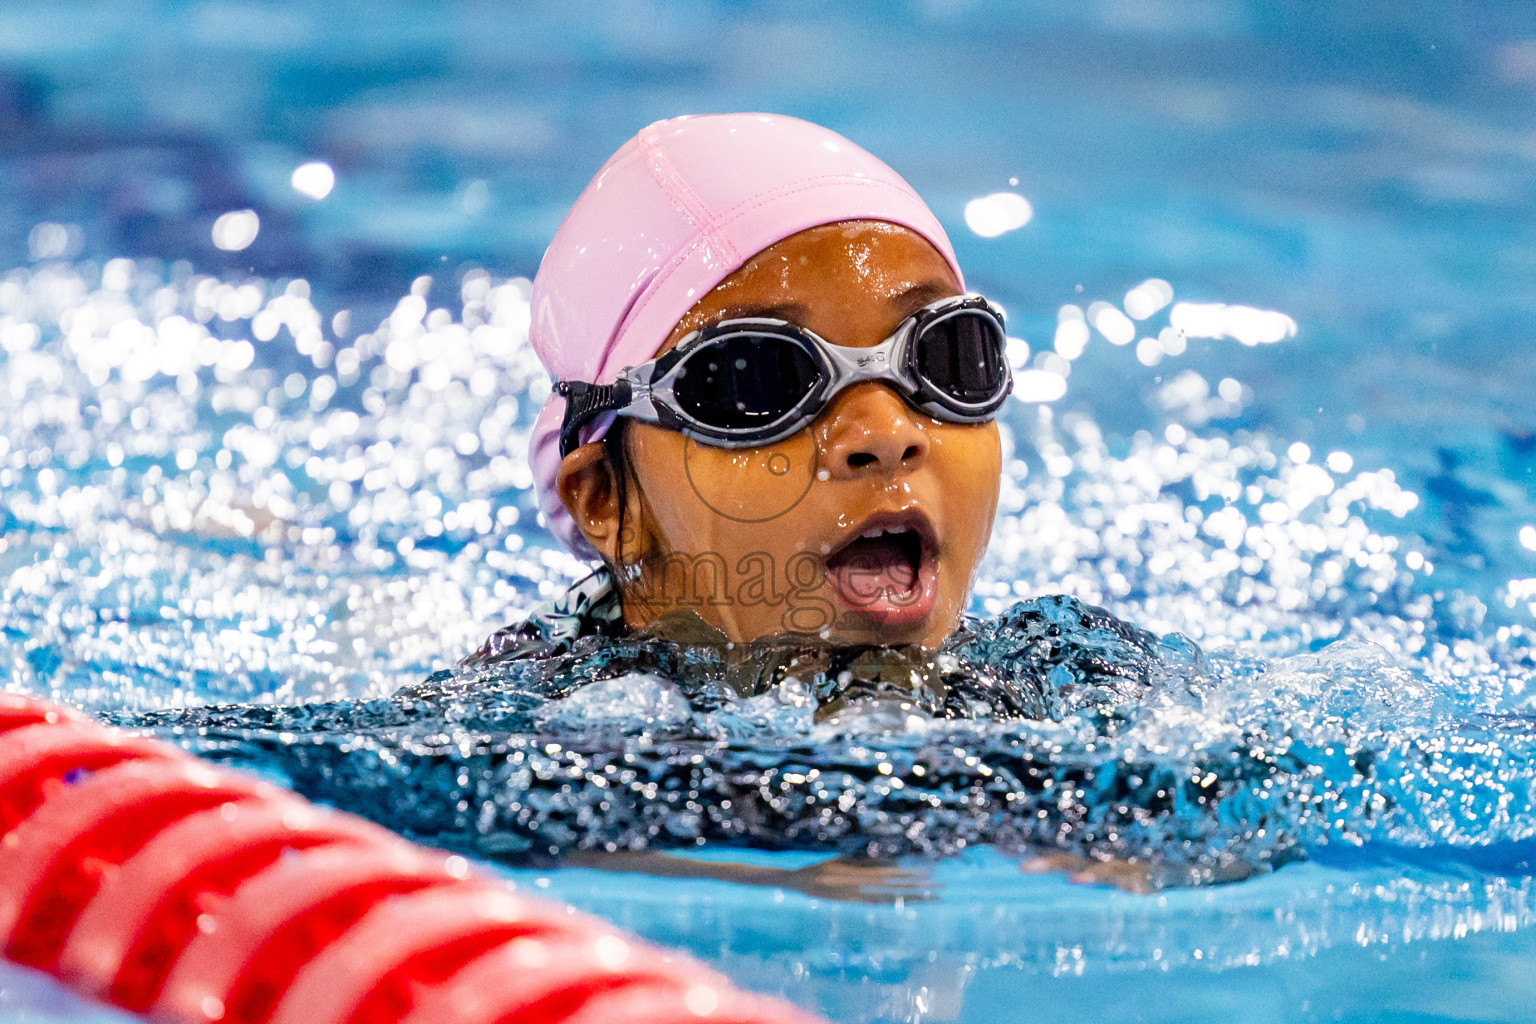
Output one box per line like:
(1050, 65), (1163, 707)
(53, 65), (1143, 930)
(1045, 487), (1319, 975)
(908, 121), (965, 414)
(912, 310), (1009, 407)
(671, 334), (824, 430)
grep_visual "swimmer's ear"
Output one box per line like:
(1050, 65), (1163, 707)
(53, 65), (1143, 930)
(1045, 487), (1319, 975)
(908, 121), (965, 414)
(556, 443), (627, 563)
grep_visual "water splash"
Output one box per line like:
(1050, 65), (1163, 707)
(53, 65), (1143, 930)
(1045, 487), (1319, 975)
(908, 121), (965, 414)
(1, 255), (1533, 890)
(112, 600), (1536, 891)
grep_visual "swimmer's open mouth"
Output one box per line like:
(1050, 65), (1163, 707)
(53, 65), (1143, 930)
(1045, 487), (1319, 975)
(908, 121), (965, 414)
(824, 510), (938, 625)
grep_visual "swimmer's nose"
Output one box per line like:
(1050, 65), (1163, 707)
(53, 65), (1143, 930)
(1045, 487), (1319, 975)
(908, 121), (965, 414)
(818, 383), (928, 479)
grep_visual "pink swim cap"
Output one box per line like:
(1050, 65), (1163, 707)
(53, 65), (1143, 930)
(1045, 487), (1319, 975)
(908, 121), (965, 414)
(529, 113), (964, 558)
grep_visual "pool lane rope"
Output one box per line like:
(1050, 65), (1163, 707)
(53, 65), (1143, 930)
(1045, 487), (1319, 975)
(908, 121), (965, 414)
(0, 694), (823, 1024)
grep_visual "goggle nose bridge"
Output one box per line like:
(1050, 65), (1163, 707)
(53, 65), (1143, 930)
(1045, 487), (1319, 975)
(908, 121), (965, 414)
(815, 333), (910, 397)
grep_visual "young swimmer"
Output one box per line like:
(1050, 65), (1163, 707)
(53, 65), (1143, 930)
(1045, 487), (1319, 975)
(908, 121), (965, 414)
(121, 118), (1248, 899)
(451, 114), (1168, 893)
(470, 113), (1009, 664)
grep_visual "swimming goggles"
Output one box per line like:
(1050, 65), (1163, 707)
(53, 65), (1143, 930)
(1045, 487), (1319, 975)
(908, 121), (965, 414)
(556, 293), (1012, 455)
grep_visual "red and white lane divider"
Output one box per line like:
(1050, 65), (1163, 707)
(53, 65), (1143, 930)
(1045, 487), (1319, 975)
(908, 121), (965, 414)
(0, 694), (824, 1024)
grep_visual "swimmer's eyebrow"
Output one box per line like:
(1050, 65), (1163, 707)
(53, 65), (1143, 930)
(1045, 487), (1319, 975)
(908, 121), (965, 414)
(701, 301), (811, 326)
(888, 280), (959, 318)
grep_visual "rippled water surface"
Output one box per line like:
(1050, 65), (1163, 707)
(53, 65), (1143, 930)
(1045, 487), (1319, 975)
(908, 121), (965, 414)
(3, 2), (1536, 1022)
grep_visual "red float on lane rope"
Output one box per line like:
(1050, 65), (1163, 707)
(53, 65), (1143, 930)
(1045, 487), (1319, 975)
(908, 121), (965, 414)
(268, 885), (586, 1024)
(0, 723), (171, 835)
(0, 694), (83, 733)
(0, 694), (828, 1024)
(60, 795), (390, 1009)
(155, 842), (462, 1024)
(399, 933), (706, 1024)
(0, 758), (273, 970)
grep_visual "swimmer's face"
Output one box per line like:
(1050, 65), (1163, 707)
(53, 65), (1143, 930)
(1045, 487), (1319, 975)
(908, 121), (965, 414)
(557, 221), (1002, 649)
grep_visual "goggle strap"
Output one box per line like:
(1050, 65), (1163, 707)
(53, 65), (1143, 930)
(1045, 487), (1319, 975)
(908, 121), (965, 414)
(556, 379), (633, 457)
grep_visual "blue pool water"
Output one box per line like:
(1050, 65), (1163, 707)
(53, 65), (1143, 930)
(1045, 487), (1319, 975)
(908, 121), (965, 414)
(2, 1), (1536, 1021)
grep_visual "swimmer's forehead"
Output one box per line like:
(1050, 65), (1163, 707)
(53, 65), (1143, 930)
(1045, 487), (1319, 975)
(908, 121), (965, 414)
(697, 281), (953, 330)
(659, 223), (961, 353)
